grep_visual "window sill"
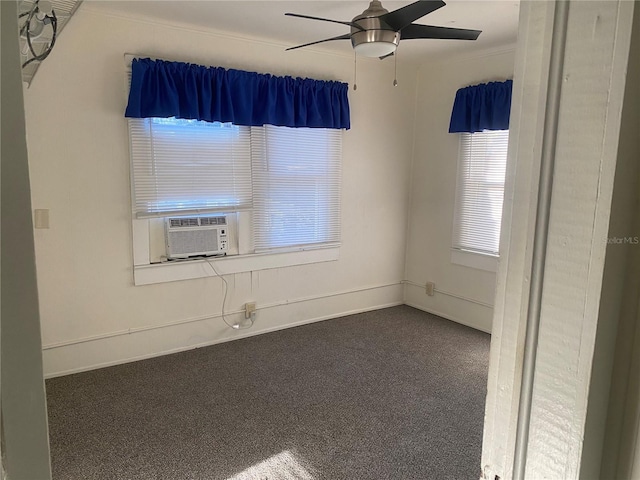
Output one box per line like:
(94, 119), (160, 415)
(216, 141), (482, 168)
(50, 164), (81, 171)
(451, 249), (498, 273)
(133, 246), (340, 286)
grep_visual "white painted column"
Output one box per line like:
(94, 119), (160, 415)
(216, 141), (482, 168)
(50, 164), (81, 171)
(1, 1), (52, 478)
(482, 1), (636, 479)
(481, 2), (556, 478)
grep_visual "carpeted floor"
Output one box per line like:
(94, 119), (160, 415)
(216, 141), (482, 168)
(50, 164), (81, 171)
(46, 305), (490, 480)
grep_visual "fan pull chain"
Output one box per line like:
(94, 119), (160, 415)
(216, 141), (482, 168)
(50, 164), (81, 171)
(353, 52), (358, 91)
(393, 49), (398, 87)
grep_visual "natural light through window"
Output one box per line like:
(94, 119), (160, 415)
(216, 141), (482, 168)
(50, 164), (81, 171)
(251, 125), (341, 251)
(129, 118), (252, 217)
(452, 129), (509, 257)
(227, 450), (316, 480)
(129, 117), (342, 256)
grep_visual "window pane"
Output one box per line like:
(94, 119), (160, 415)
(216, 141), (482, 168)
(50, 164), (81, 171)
(452, 130), (509, 256)
(251, 126), (342, 251)
(129, 118), (252, 217)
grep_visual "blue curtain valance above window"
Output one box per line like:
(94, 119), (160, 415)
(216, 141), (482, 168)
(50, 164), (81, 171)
(448, 79), (512, 133)
(125, 58), (350, 130)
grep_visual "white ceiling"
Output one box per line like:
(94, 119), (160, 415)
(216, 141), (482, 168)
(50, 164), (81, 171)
(84, 0), (519, 63)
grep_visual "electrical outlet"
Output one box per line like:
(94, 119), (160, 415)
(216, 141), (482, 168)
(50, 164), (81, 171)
(425, 282), (435, 296)
(245, 302), (256, 319)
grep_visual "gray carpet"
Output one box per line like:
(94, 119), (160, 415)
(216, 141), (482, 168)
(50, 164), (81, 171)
(46, 305), (490, 480)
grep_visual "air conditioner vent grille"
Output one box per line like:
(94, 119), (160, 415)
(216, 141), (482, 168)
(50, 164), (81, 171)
(200, 216), (227, 226)
(168, 216), (228, 228)
(169, 217), (199, 228)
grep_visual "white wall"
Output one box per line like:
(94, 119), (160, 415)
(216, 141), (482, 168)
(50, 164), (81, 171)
(403, 49), (515, 333)
(24, 6), (418, 377)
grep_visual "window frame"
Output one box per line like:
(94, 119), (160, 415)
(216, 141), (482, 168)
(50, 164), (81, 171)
(251, 125), (342, 253)
(451, 129), (509, 272)
(128, 117), (253, 218)
(127, 117), (343, 285)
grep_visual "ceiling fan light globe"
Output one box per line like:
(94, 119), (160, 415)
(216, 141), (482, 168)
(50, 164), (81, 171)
(354, 41), (396, 58)
(351, 29), (400, 57)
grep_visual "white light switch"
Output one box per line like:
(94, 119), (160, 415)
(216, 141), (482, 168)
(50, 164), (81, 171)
(34, 209), (50, 229)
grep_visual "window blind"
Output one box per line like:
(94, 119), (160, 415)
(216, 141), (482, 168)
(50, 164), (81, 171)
(452, 130), (509, 256)
(129, 118), (252, 218)
(251, 125), (342, 251)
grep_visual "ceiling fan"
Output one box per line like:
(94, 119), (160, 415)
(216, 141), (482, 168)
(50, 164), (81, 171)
(285, 0), (481, 59)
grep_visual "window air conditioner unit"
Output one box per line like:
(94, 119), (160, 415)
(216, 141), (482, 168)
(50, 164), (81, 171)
(165, 216), (228, 259)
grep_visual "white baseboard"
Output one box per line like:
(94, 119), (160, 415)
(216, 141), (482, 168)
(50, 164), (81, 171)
(403, 284), (493, 334)
(404, 301), (492, 334)
(43, 284), (403, 378)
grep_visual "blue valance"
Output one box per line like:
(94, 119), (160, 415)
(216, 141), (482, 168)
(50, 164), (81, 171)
(449, 79), (512, 133)
(125, 58), (350, 129)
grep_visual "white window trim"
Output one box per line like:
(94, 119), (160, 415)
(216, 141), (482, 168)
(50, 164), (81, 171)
(130, 204), (340, 286)
(451, 129), (509, 269)
(133, 246), (340, 286)
(450, 248), (498, 273)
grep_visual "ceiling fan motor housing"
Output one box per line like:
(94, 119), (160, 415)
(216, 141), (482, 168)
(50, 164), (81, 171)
(350, 1), (400, 57)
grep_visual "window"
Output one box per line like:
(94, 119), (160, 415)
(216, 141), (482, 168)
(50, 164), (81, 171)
(128, 117), (342, 257)
(452, 129), (509, 258)
(251, 126), (341, 251)
(129, 118), (252, 217)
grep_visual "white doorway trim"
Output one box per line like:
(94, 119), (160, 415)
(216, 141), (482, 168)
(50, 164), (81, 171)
(482, 1), (637, 479)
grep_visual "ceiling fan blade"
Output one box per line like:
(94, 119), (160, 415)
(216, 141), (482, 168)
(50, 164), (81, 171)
(401, 23), (481, 40)
(380, 0), (446, 31)
(285, 13), (364, 31)
(286, 34), (351, 52)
